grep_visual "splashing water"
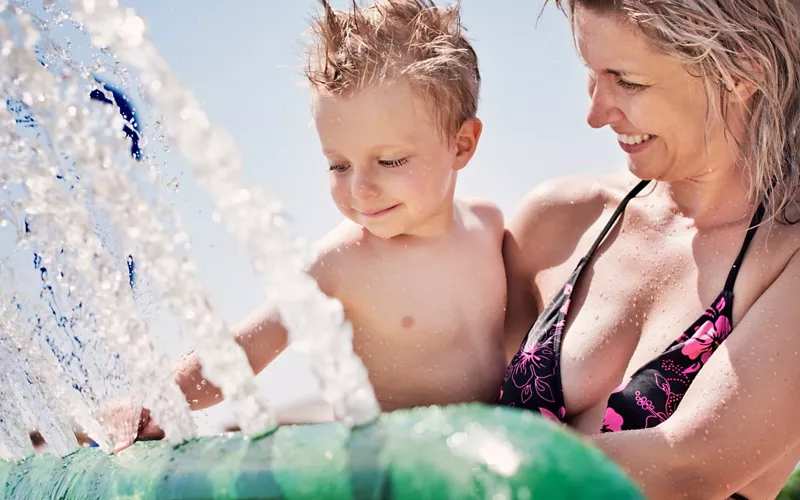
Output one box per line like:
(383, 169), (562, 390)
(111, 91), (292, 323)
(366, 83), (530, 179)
(0, 0), (379, 458)
(0, 270), (86, 458)
(69, 0), (381, 425)
(0, 77), (196, 451)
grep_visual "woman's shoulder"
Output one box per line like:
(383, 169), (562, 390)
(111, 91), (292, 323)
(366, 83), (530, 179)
(507, 172), (638, 236)
(503, 172), (641, 278)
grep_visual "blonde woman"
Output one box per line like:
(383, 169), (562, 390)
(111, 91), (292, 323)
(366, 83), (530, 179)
(500, 1), (800, 498)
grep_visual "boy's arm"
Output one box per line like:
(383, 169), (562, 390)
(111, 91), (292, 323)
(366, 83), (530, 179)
(174, 303), (289, 411)
(113, 308), (291, 451)
(106, 309), (289, 452)
(172, 222), (353, 411)
(108, 224), (353, 451)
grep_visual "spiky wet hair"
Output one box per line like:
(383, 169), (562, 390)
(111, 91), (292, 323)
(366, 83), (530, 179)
(304, 0), (480, 138)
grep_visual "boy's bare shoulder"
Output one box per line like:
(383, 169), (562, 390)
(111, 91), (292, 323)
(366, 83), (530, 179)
(457, 197), (504, 241)
(308, 220), (368, 297)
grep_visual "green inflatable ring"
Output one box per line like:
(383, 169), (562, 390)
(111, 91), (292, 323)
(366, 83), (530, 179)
(0, 404), (643, 499)
(779, 468), (800, 500)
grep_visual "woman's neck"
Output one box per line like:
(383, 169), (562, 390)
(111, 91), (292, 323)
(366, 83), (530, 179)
(659, 163), (755, 229)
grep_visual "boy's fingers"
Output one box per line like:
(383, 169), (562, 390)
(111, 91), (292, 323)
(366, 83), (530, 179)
(136, 408), (166, 441)
(113, 437), (134, 454)
(137, 423), (165, 441)
(100, 399), (143, 453)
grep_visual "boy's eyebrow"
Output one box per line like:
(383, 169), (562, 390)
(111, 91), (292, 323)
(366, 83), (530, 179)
(371, 143), (412, 151)
(605, 68), (640, 78)
(322, 143), (413, 157)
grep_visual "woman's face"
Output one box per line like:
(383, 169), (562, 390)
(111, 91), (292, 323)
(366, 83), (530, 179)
(573, 5), (750, 183)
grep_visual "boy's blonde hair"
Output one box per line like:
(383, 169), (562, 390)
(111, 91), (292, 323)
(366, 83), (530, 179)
(304, 0), (480, 138)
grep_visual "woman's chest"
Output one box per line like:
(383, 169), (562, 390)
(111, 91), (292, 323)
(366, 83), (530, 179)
(534, 232), (731, 418)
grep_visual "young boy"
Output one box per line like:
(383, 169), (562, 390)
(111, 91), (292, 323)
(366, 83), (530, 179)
(122, 0), (507, 448)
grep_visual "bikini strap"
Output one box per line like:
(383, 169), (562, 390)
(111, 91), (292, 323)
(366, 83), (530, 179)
(724, 202), (767, 292)
(583, 180), (652, 260)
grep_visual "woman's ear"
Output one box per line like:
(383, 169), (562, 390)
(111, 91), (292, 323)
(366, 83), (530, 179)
(728, 56), (761, 102)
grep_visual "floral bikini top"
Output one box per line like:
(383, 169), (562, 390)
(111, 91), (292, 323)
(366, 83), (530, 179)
(498, 179), (764, 437)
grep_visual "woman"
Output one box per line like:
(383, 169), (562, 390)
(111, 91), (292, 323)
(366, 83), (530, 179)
(500, 1), (800, 499)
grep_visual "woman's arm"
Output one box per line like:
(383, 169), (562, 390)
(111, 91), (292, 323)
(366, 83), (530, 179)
(502, 223), (540, 360)
(590, 250), (800, 500)
(503, 175), (624, 360)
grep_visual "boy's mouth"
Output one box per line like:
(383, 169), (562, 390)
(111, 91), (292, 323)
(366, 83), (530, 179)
(358, 204), (400, 218)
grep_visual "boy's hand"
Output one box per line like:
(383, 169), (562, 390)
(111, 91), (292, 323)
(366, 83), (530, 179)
(135, 408), (166, 441)
(101, 399), (165, 453)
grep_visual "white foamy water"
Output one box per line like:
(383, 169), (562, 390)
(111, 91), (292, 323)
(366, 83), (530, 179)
(0, 0), (379, 458)
(69, 0), (380, 426)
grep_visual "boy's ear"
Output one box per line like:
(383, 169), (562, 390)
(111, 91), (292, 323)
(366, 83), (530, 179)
(453, 117), (482, 171)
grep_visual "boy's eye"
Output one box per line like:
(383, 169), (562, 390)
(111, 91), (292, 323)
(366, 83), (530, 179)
(378, 157), (409, 167)
(615, 79), (647, 91)
(329, 164), (349, 172)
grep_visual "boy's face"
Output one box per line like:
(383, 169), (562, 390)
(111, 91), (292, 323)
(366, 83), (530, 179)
(313, 80), (480, 239)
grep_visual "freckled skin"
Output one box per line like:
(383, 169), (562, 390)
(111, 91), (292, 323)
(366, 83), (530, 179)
(173, 81), (507, 419)
(503, 7), (800, 499)
(109, 79), (507, 453)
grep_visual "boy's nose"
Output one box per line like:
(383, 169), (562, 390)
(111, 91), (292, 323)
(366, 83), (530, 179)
(351, 169), (381, 200)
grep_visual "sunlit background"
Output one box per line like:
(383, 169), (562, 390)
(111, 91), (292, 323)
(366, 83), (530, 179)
(2, 0), (627, 434)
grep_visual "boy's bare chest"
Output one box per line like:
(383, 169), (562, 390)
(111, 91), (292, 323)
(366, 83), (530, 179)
(338, 239), (507, 408)
(351, 239), (503, 330)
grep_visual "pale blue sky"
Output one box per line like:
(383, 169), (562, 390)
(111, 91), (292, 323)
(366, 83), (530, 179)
(6, 1), (627, 432)
(130, 0), (625, 320)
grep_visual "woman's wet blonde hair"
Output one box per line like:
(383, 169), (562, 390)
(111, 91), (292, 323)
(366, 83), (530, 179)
(547, 0), (800, 222)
